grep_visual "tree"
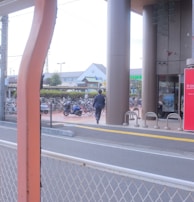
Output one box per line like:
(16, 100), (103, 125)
(44, 77), (52, 86)
(50, 73), (62, 86)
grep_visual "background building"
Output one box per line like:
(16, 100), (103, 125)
(7, 63), (142, 97)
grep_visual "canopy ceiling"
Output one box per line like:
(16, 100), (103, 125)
(131, 0), (157, 14)
(0, 0), (158, 16)
(102, 0), (158, 14)
(0, 0), (34, 16)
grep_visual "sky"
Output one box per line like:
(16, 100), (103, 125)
(7, 0), (143, 75)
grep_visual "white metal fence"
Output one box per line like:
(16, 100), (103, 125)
(1, 140), (194, 202)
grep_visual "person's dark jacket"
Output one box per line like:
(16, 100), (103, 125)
(93, 94), (105, 109)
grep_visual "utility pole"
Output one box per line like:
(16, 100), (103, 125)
(44, 50), (50, 73)
(45, 55), (49, 73)
(57, 61), (65, 72)
(0, 16), (8, 121)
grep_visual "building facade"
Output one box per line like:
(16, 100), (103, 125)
(142, 0), (191, 118)
(1, 0), (193, 125)
(106, 0), (193, 124)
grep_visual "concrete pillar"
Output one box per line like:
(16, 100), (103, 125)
(106, 0), (130, 125)
(142, 6), (157, 118)
(0, 16), (8, 121)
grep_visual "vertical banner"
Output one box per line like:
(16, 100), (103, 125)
(184, 68), (194, 131)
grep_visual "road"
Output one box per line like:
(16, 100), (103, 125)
(0, 123), (194, 182)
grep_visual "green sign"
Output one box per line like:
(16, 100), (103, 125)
(130, 75), (142, 80)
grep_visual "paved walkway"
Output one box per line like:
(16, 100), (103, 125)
(5, 111), (192, 133)
(40, 111), (187, 133)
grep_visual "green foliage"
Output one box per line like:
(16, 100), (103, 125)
(87, 91), (98, 98)
(49, 73), (62, 86)
(12, 88), (106, 100)
(12, 90), (17, 98)
(40, 89), (64, 98)
(40, 89), (105, 99)
(44, 77), (52, 85)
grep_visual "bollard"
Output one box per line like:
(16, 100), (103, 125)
(49, 102), (52, 128)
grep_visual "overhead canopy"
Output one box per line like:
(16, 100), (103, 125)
(131, 0), (156, 14)
(0, 0), (159, 16)
(0, 0), (34, 16)
(104, 0), (158, 14)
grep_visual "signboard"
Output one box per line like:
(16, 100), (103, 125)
(130, 75), (142, 80)
(184, 68), (194, 131)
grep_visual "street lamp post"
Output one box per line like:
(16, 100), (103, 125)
(57, 62), (65, 72)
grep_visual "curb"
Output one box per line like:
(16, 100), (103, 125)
(0, 121), (75, 137)
(41, 127), (75, 137)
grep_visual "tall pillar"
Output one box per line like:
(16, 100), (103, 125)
(0, 16), (8, 121)
(142, 6), (157, 117)
(106, 0), (130, 125)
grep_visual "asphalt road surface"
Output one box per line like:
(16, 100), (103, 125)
(0, 123), (194, 182)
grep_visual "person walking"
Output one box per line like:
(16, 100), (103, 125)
(93, 89), (105, 124)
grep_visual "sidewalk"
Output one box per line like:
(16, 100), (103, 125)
(40, 111), (187, 133)
(5, 111), (191, 133)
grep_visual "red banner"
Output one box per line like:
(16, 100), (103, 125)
(184, 68), (194, 131)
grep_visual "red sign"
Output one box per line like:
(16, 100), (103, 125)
(184, 68), (194, 131)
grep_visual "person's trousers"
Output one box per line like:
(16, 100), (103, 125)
(95, 107), (102, 122)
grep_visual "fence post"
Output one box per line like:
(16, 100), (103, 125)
(49, 102), (53, 128)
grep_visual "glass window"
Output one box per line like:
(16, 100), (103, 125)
(158, 75), (179, 118)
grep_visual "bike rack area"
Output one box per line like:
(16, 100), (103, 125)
(164, 113), (183, 131)
(123, 110), (183, 131)
(142, 112), (160, 129)
(123, 110), (139, 127)
(132, 107), (140, 119)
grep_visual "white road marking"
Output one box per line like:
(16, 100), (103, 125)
(42, 133), (194, 161)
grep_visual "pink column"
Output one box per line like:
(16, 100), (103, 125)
(17, 0), (57, 201)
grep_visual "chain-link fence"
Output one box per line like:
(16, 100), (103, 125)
(1, 140), (194, 202)
(0, 141), (17, 201)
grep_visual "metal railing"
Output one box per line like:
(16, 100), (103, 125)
(1, 140), (194, 202)
(164, 113), (183, 131)
(123, 110), (140, 127)
(142, 112), (160, 129)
